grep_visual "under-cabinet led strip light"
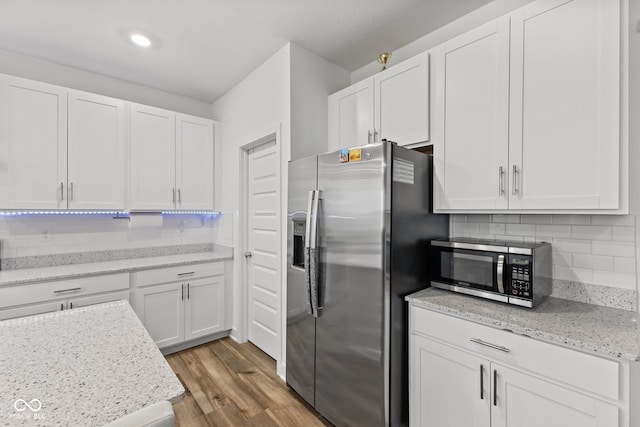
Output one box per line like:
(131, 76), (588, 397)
(0, 211), (221, 216)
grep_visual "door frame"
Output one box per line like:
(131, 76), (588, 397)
(238, 125), (283, 371)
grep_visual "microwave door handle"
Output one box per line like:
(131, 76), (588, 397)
(497, 254), (505, 294)
(304, 190), (315, 316)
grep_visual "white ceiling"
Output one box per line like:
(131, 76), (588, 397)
(0, 0), (493, 103)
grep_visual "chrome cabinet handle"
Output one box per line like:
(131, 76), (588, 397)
(368, 130), (373, 144)
(181, 284), (184, 301)
(493, 369), (498, 406)
(512, 165), (519, 195)
(177, 271), (195, 277)
(172, 188), (176, 204)
(60, 303), (64, 311)
(187, 283), (190, 300)
(70, 182), (74, 201)
(374, 129), (379, 143)
(470, 338), (510, 353)
(496, 254), (505, 294)
(498, 167), (504, 195)
(178, 188), (181, 204)
(480, 364), (485, 400)
(60, 182), (64, 201)
(70, 302), (73, 309)
(53, 287), (82, 294)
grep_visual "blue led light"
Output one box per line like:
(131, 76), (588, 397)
(0, 211), (221, 217)
(0, 211), (127, 216)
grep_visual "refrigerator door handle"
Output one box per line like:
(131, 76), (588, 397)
(304, 190), (315, 316)
(309, 190), (321, 317)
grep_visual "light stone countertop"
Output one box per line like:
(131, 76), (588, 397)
(0, 247), (233, 288)
(406, 288), (639, 361)
(0, 300), (184, 426)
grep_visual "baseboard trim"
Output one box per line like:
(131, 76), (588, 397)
(160, 330), (231, 355)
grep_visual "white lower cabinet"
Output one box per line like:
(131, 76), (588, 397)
(134, 262), (225, 350)
(0, 273), (129, 320)
(409, 305), (626, 427)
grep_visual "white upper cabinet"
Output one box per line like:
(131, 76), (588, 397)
(328, 78), (374, 151)
(434, 0), (624, 213)
(508, 0), (620, 210)
(0, 75), (67, 209)
(130, 104), (176, 211)
(375, 52), (430, 147)
(68, 90), (126, 210)
(130, 105), (215, 211)
(433, 18), (510, 210)
(176, 114), (214, 210)
(328, 52), (430, 151)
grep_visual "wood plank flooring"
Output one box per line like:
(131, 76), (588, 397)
(166, 337), (331, 427)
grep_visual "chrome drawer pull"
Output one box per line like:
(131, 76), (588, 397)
(470, 338), (510, 353)
(177, 272), (195, 277)
(53, 287), (82, 294)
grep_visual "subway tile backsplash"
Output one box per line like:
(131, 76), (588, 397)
(452, 214), (637, 310)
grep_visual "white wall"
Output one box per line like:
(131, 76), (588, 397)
(290, 44), (350, 160)
(211, 43), (291, 369)
(0, 48), (212, 118)
(211, 42), (349, 378)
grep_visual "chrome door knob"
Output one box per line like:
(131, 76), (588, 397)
(244, 251), (252, 258)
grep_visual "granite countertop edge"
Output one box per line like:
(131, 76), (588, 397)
(406, 288), (639, 362)
(0, 247), (233, 287)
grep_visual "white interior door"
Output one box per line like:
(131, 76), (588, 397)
(246, 139), (280, 360)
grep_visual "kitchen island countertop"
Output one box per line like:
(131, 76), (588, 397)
(406, 287), (639, 361)
(0, 299), (184, 426)
(0, 246), (233, 288)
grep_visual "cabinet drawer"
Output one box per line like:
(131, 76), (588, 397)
(410, 305), (619, 400)
(134, 262), (224, 287)
(0, 273), (129, 309)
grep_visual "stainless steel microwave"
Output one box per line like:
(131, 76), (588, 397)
(430, 239), (551, 307)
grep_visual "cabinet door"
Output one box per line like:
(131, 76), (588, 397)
(176, 114), (214, 210)
(375, 52), (430, 146)
(68, 290), (130, 310)
(433, 18), (511, 211)
(410, 333), (490, 427)
(68, 91), (126, 210)
(0, 75), (67, 209)
(0, 300), (63, 320)
(130, 103), (176, 210)
(184, 276), (224, 341)
(492, 364), (619, 427)
(508, 0), (620, 210)
(327, 78), (374, 152)
(135, 283), (184, 349)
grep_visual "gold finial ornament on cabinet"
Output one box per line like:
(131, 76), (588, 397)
(377, 52), (392, 71)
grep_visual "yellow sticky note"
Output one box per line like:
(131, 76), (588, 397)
(349, 148), (362, 162)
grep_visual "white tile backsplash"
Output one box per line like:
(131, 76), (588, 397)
(454, 214), (637, 292)
(0, 214), (221, 259)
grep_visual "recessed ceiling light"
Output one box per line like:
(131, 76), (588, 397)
(130, 33), (151, 47)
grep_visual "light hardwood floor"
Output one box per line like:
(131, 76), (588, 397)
(166, 337), (330, 427)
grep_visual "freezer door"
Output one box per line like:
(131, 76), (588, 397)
(286, 155), (317, 406)
(315, 144), (387, 427)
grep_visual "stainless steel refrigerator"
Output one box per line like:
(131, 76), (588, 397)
(286, 141), (449, 427)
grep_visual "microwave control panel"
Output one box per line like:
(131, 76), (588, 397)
(509, 255), (531, 299)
